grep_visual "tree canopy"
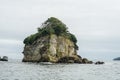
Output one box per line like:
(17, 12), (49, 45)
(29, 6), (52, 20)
(23, 17), (78, 50)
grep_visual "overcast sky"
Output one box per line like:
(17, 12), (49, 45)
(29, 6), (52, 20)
(0, 0), (120, 60)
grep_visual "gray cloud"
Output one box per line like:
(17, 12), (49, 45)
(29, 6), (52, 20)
(0, 39), (23, 59)
(0, 0), (120, 60)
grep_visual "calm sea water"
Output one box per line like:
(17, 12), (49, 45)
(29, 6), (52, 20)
(0, 60), (120, 80)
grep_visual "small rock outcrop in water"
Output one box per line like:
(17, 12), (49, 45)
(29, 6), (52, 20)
(82, 58), (93, 64)
(95, 61), (104, 65)
(57, 56), (82, 63)
(0, 56), (8, 61)
(22, 17), (92, 63)
(113, 57), (120, 61)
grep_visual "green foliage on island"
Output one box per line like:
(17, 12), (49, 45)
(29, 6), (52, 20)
(23, 17), (78, 50)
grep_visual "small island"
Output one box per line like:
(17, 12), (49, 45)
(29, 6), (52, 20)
(0, 56), (8, 61)
(113, 57), (120, 61)
(22, 17), (93, 64)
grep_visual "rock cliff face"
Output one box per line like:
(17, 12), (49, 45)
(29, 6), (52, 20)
(23, 34), (80, 63)
(22, 17), (92, 63)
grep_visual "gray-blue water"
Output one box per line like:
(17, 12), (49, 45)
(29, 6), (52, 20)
(0, 60), (120, 80)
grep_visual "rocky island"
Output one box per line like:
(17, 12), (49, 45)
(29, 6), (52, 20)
(0, 56), (8, 61)
(22, 17), (92, 64)
(113, 57), (120, 61)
